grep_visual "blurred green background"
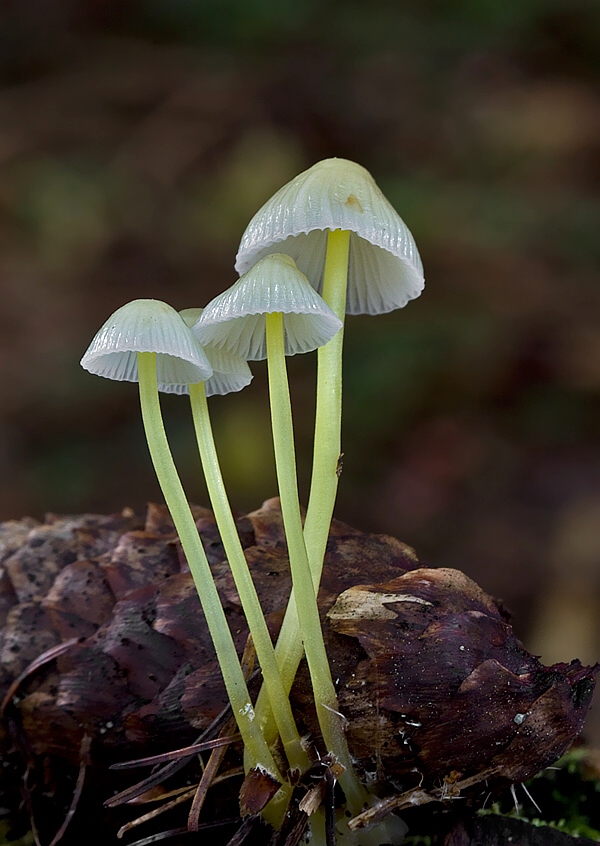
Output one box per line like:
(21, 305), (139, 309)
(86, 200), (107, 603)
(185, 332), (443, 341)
(1, 0), (599, 733)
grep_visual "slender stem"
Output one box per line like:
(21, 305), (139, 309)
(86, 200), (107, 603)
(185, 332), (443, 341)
(265, 312), (366, 815)
(188, 382), (310, 775)
(136, 352), (283, 785)
(304, 227), (350, 570)
(254, 230), (350, 741)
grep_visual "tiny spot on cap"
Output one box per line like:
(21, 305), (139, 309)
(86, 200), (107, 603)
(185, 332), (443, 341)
(345, 193), (364, 212)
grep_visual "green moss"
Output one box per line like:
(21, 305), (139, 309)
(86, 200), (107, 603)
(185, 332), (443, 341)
(0, 821), (35, 846)
(478, 749), (600, 842)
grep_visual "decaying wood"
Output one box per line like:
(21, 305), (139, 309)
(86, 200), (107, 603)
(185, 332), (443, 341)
(443, 815), (600, 846)
(0, 498), (597, 844)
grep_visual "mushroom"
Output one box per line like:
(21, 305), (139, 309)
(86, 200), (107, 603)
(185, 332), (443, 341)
(193, 255), (373, 816)
(235, 161), (425, 760)
(80, 299), (285, 790)
(179, 307), (310, 775)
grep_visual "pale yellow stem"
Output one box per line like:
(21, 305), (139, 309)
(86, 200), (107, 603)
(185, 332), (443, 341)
(265, 311), (367, 815)
(136, 352), (287, 807)
(188, 381), (309, 775)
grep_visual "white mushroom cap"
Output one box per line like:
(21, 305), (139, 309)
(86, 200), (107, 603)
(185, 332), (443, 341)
(192, 254), (343, 361)
(235, 158), (424, 316)
(180, 308), (253, 396)
(80, 299), (213, 394)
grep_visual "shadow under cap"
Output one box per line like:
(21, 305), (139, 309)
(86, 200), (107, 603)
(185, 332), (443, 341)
(180, 307), (253, 397)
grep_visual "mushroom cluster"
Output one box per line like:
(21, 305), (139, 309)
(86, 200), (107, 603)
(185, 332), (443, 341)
(81, 158), (425, 843)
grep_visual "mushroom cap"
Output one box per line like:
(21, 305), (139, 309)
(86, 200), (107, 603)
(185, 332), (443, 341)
(192, 254), (343, 361)
(235, 158), (424, 316)
(80, 299), (213, 394)
(180, 308), (253, 396)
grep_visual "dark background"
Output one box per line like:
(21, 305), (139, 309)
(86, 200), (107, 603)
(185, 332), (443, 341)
(1, 0), (599, 736)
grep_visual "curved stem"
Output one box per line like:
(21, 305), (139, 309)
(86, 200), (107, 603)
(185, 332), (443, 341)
(265, 312), (366, 815)
(136, 352), (284, 788)
(188, 382), (310, 775)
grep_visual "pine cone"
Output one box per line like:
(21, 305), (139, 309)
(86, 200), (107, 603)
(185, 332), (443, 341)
(0, 498), (596, 840)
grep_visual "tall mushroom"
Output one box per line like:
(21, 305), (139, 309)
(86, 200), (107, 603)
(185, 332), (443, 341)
(235, 159), (425, 752)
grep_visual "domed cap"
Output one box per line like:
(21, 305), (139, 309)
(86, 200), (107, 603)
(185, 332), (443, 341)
(180, 308), (253, 396)
(235, 158), (424, 316)
(192, 254), (343, 361)
(81, 299), (213, 394)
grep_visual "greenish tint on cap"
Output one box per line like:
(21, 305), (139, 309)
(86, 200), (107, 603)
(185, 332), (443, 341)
(193, 254), (343, 361)
(80, 298), (213, 393)
(235, 158), (424, 316)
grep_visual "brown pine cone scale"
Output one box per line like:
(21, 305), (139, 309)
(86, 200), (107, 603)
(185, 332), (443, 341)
(0, 498), (596, 842)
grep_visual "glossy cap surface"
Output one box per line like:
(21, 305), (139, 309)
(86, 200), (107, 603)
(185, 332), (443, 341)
(235, 158), (424, 315)
(81, 299), (212, 393)
(193, 254), (343, 360)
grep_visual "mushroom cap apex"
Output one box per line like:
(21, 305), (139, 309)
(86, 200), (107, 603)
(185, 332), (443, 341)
(179, 306), (204, 328)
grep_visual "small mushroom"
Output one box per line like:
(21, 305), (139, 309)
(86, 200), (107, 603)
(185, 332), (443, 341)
(179, 307), (253, 397)
(193, 252), (343, 360)
(80, 298), (213, 390)
(80, 299), (284, 790)
(179, 307), (309, 775)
